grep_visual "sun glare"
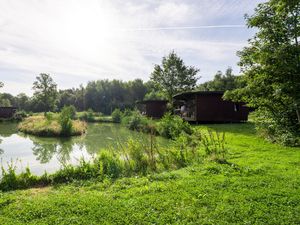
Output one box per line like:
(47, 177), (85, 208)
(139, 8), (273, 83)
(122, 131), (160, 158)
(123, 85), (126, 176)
(50, 1), (121, 61)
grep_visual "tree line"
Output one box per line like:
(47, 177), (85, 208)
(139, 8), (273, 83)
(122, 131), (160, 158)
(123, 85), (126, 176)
(0, 51), (242, 114)
(0, 76), (150, 114)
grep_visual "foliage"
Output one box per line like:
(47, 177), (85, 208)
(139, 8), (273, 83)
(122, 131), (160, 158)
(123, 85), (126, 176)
(0, 78), (158, 115)
(32, 73), (58, 113)
(111, 108), (122, 123)
(78, 109), (95, 122)
(121, 110), (155, 133)
(59, 106), (76, 136)
(0, 163), (48, 191)
(198, 129), (228, 162)
(84, 79), (147, 114)
(224, 0), (300, 146)
(12, 110), (27, 121)
(158, 113), (193, 139)
(0, 98), (11, 107)
(150, 51), (200, 105)
(143, 90), (166, 101)
(197, 67), (245, 91)
(251, 110), (300, 146)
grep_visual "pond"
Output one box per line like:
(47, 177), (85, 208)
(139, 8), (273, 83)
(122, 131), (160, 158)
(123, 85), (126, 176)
(0, 122), (169, 175)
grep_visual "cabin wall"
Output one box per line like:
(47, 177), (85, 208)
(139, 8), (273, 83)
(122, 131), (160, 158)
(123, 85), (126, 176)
(145, 102), (167, 119)
(0, 107), (17, 118)
(196, 94), (249, 122)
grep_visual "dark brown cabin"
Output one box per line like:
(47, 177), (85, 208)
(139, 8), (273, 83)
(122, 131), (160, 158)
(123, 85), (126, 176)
(0, 107), (17, 118)
(173, 91), (249, 123)
(137, 100), (168, 119)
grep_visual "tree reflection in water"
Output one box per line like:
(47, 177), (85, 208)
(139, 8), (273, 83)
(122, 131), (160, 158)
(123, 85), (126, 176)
(56, 138), (75, 165)
(30, 136), (77, 165)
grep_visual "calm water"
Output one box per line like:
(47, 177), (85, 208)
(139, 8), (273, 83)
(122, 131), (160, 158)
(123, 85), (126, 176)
(0, 122), (168, 175)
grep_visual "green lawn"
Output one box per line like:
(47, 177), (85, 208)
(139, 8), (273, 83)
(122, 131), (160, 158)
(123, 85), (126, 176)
(1, 123), (299, 224)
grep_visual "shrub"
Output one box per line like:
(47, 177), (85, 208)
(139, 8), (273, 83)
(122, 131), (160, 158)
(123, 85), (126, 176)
(127, 139), (149, 174)
(122, 110), (149, 131)
(59, 106), (74, 136)
(79, 109), (96, 122)
(44, 112), (54, 125)
(251, 110), (300, 146)
(111, 108), (122, 123)
(199, 129), (227, 161)
(98, 150), (123, 179)
(158, 113), (193, 139)
(12, 110), (27, 121)
(0, 162), (48, 191)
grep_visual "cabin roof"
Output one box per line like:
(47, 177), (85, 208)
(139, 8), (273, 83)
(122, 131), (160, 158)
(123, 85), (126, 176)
(173, 91), (224, 100)
(0, 106), (17, 109)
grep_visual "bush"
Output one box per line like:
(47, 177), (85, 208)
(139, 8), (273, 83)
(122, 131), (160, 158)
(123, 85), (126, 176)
(251, 110), (300, 146)
(98, 150), (123, 179)
(122, 110), (151, 132)
(198, 129), (228, 162)
(12, 110), (27, 121)
(78, 109), (96, 122)
(59, 106), (75, 136)
(111, 108), (122, 123)
(127, 139), (149, 174)
(158, 113), (193, 139)
(45, 112), (54, 124)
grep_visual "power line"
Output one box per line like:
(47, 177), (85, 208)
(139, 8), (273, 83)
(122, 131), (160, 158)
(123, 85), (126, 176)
(116, 25), (246, 32)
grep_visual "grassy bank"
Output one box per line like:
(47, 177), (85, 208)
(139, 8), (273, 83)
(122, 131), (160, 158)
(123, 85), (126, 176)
(76, 111), (113, 123)
(1, 123), (299, 224)
(18, 115), (86, 137)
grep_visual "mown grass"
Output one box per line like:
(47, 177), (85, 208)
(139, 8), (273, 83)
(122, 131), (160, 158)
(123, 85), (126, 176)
(1, 123), (300, 224)
(18, 115), (86, 137)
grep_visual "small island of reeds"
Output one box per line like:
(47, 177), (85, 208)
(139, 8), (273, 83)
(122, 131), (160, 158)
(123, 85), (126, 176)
(18, 106), (87, 137)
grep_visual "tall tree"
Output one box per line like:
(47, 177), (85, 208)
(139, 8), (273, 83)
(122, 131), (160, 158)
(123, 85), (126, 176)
(198, 67), (245, 91)
(225, 0), (300, 145)
(32, 73), (58, 113)
(150, 51), (200, 105)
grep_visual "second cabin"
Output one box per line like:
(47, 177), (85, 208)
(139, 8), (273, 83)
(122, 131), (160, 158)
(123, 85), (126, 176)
(0, 107), (17, 119)
(173, 91), (249, 123)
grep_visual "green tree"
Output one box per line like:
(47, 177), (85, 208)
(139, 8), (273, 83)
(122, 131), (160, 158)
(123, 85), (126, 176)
(16, 93), (30, 111)
(225, 0), (300, 145)
(32, 73), (58, 113)
(0, 99), (11, 107)
(150, 51), (200, 105)
(198, 67), (245, 91)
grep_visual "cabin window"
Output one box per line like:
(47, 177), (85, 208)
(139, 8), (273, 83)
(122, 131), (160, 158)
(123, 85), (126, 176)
(234, 104), (240, 112)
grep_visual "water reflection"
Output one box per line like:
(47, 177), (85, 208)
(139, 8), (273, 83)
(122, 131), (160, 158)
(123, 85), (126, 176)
(0, 122), (18, 137)
(28, 136), (82, 165)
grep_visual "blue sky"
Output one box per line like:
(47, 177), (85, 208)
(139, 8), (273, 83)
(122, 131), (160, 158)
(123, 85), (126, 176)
(0, 0), (265, 95)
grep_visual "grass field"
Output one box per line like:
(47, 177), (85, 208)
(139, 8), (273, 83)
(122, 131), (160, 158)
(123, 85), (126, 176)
(1, 123), (299, 224)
